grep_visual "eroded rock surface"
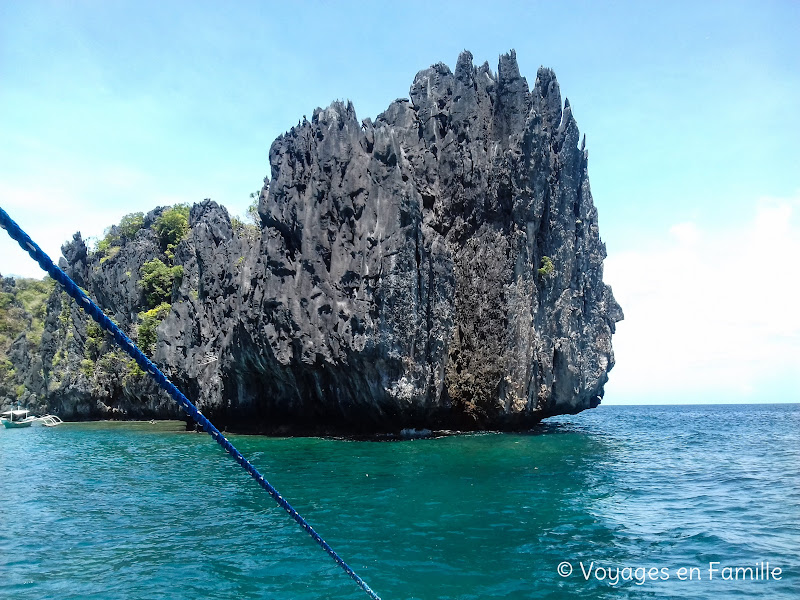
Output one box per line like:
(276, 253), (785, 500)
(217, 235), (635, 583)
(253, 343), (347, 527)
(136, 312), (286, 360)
(3, 50), (622, 433)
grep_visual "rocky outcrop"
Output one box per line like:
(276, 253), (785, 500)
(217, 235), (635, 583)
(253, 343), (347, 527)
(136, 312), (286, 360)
(2, 50), (622, 433)
(0, 275), (52, 412)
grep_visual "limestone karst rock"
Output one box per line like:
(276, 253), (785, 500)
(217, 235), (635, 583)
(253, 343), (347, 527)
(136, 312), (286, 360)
(2, 50), (622, 433)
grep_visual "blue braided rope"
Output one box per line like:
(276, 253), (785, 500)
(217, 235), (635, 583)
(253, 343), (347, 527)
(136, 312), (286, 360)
(0, 206), (381, 600)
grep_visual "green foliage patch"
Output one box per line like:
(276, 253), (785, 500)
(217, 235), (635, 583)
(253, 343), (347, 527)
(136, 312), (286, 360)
(84, 320), (104, 361)
(123, 359), (146, 387)
(0, 292), (13, 310)
(80, 358), (95, 378)
(137, 302), (171, 356)
(94, 211), (146, 259)
(96, 236), (113, 255)
(154, 204), (190, 257)
(231, 216), (260, 241)
(99, 246), (121, 264)
(58, 292), (71, 330)
(538, 256), (554, 278)
(118, 212), (145, 239)
(0, 358), (14, 387)
(0, 277), (54, 358)
(247, 191), (260, 224)
(140, 259), (183, 308)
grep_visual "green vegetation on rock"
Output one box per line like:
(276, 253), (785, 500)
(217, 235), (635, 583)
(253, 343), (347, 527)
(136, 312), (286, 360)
(137, 302), (171, 356)
(94, 211), (146, 259)
(231, 193), (261, 241)
(231, 216), (260, 241)
(99, 246), (121, 264)
(1, 203), (194, 418)
(96, 236), (113, 256)
(154, 204), (190, 257)
(140, 259), (183, 308)
(119, 212), (145, 239)
(123, 358), (146, 386)
(15, 279), (53, 317)
(245, 190), (263, 223)
(58, 292), (71, 331)
(84, 320), (104, 361)
(0, 278), (54, 344)
(538, 256), (554, 278)
(0, 358), (14, 383)
(0, 277), (55, 389)
(80, 358), (95, 378)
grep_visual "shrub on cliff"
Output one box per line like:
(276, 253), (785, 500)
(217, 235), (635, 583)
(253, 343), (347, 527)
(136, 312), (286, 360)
(247, 191), (260, 224)
(0, 276), (54, 395)
(84, 320), (104, 361)
(231, 216), (260, 241)
(118, 212), (145, 239)
(0, 277), (53, 350)
(139, 259), (183, 308)
(538, 256), (554, 278)
(95, 211), (146, 262)
(154, 204), (190, 257)
(137, 303), (171, 356)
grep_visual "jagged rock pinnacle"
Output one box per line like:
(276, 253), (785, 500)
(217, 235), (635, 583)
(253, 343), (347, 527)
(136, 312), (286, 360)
(20, 51), (622, 434)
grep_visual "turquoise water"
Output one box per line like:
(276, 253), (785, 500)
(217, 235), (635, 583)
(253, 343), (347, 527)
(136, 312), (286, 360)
(1, 404), (798, 599)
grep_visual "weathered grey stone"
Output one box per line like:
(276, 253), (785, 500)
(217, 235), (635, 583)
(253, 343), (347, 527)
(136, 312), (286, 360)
(161, 50), (622, 432)
(6, 50), (622, 433)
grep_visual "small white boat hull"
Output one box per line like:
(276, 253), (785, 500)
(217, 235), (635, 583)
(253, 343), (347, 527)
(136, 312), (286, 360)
(1, 409), (62, 428)
(1, 417), (36, 428)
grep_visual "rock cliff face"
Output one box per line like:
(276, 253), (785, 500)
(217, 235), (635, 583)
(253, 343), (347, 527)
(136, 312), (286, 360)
(2, 51), (622, 433)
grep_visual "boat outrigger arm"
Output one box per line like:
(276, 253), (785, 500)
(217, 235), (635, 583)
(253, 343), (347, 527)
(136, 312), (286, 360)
(0, 409), (64, 428)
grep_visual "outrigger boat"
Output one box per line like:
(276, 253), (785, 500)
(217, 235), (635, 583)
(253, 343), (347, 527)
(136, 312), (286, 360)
(1, 408), (63, 428)
(1, 408), (37, 428)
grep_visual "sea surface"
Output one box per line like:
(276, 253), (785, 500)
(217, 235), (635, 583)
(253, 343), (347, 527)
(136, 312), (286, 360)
(1, 404), (798, 599)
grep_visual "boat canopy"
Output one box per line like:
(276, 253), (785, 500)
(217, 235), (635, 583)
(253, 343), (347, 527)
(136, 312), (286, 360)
(1, 409), (30, 418)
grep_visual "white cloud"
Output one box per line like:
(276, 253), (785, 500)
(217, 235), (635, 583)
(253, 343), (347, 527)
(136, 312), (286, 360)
(0, 179), (124, 278)
(0, 162), (210, 279)
(603, 193), (800, 404)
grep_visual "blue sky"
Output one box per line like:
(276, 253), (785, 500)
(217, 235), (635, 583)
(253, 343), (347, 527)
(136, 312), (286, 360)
(1, 0), (798, 404)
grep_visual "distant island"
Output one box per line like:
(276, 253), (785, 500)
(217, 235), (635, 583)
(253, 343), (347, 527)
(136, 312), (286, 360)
(0, 50), (622, 435)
